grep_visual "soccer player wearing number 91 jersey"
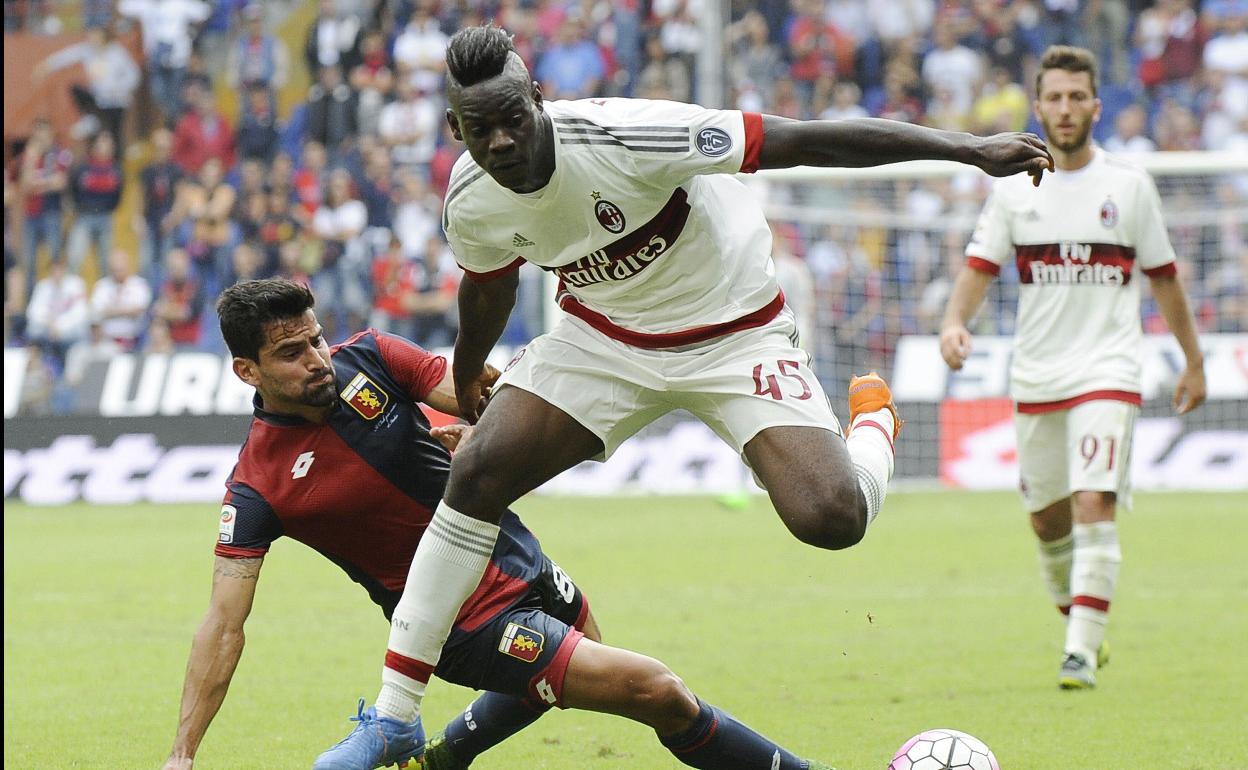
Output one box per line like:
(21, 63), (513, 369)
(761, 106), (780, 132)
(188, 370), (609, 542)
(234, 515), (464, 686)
(940, 46), (1207, 690)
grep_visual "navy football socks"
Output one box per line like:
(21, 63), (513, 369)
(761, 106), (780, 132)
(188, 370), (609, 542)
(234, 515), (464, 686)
(440, 691), (549, 765)
(659, 698), (810, 769)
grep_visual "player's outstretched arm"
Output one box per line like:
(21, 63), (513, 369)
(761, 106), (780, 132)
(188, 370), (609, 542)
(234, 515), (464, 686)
(939, 268), (995, 370)
(162, 556), (263, 770)
(1148, 272), (1207, 414)
(453, 271), (519, 423)
(758, 116), (1054, 186)
(425, 360), (500, 419)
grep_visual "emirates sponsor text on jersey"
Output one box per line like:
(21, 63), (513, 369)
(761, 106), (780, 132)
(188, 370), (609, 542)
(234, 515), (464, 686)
(552, 187), (690, 288)
(1015, 242), (1135, 286)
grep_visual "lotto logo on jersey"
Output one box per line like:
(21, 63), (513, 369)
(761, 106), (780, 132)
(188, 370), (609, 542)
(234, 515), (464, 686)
(340, 372), (389, 419)
(498, 622), (545, 663)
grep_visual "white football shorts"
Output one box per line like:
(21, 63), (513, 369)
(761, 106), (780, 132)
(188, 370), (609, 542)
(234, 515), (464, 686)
(1014, 399), (1138, 512)
(494, 306), (843, 461)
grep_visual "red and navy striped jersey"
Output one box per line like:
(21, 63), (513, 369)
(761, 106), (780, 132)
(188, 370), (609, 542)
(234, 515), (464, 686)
(216, 329), (547, 630)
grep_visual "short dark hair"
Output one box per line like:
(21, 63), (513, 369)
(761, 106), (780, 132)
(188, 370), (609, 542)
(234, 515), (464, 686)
(1036, 45), (1099, 98)
(217, 278), (315, 360)
(446, 24), (516, 88)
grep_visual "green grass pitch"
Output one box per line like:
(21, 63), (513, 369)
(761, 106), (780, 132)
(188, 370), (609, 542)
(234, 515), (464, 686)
(5, 491), (1247, 769)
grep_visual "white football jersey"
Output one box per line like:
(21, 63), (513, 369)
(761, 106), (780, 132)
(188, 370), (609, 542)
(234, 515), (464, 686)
(443, 98), (781, 347)
(966, 148), (1177, 406)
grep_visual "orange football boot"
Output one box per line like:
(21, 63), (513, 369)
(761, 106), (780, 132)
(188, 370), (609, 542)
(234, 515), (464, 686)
(847, 371), (902, 440)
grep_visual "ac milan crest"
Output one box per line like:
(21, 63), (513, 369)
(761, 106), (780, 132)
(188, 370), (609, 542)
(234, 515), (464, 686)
(594, 196), (626, 234)
(1100, 199), (1119, 228)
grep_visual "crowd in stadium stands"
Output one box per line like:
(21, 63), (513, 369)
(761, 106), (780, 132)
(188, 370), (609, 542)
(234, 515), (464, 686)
(3, 0), (1245, 412)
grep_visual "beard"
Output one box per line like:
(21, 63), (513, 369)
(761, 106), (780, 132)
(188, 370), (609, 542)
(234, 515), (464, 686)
(1043, 115), (1094, 153)
(301, 375), (337, 407)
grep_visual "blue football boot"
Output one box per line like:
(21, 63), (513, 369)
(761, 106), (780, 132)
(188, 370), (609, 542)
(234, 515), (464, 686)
(313, 699), (425, 769)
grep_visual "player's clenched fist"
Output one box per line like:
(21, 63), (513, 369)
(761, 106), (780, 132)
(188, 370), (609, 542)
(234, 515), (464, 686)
(940, 324), (973, 370)
(454, 362), (501, 423)
(972, 132), (1055, 187)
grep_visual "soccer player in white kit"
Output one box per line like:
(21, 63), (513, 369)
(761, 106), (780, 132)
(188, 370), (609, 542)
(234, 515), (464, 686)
(940, 46), (1207, 690)
(317, 25), (1055, 769)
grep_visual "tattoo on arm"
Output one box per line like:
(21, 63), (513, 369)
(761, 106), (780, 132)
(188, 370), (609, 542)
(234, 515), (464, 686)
(214, 557), (262, 581)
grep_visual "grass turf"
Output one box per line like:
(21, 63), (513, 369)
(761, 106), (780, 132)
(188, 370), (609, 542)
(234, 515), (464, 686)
(4, 491), (1247, 769)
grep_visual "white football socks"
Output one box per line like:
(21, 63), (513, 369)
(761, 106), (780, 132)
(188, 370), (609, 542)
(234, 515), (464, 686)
(847, 410), (896, 525)
(1037, 533), (1075, 614)
(1067, 521), (1121, 667)
(376, 502), (500, 722)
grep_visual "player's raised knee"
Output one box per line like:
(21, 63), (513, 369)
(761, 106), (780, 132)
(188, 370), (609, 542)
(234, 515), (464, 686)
(784, 488), (867, 550)
(623, 660), (699, 733)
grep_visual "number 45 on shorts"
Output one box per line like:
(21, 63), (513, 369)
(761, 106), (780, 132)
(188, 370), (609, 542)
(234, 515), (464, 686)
(752, 360), (812, 401)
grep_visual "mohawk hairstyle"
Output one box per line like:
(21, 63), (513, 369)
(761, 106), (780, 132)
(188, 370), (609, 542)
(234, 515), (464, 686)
(217, 278), (316, 361)
(1036, 45), (1099, 98)
(446, 24), (517, 88)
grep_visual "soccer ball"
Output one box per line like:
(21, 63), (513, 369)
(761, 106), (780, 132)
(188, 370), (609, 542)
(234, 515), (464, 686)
(888, 728), (1000, 770)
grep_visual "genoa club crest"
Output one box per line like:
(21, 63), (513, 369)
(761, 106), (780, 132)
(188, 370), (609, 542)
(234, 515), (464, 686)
(498, 622), (544, 663)
(1100, 199), (1119, 228)
(340, 372), (389, 420)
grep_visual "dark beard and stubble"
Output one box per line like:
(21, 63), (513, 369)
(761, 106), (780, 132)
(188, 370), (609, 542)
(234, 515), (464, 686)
(1043, 115), (1093, 154)
(301, 368), (337, 407)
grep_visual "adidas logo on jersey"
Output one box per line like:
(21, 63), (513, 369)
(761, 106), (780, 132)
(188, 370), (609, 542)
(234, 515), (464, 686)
(513, 233), (535, 248)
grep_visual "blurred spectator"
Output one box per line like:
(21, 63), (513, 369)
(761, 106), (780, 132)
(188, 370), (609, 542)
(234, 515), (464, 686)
(17, 118), (71, 303)
(407, 233), (459, 348)
(169, 157), (236, 290)
(152, 247), (205, 348)
(922, 21), (983, 116)
(33, 24), (141, 152)
(428, 121), (464, 200)
(873, 61), (925, 122)
(172, 81), (236, 174)
(134, 128), (183, 286)
(349, 28), (395, 137)
(636, 30), (692, 101)
(817, 79), (868, 120)
(867, 0), (936, 53)
(143, 318), (176, 354)
(293, 140), (328, 224)
(305, 65), (359, 158)
(369, 233), (417, 337)
(66, 131), (124, 278)
(1202, 10), (1248, 125)
(258, 184), (301, 268)
(1154, 99), (1203, 150)
(357, 145), (395, 231)
(89, 248), (151, 350)
(378, 77), (439, 174)
(304, 0), (362, 76)
(787, 0), (856, 104)
(392, 171), (438, 259)
(1085, 0), (1131, 84)
(655, 0), (702, 95)
(237, 84), (282, 163)
(230, 241), (266, 283)
(971, 65), (1030, 133)
(275, 237), (311, 286)
(726, 10), (785, 101)
(1136, 0), (1206, 104)
(226, 3), (289, 93)
(118, 0), (211, 120)
(393, 3), (449, 93)
(536, 15), (607, 100)
(63, 320), (124, 390)
(1103, 104), (1158, 152)
(311, 168), (369, 337)
(26, 258), (89, 368)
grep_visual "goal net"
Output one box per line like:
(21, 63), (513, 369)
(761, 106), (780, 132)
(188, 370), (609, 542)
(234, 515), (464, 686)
(752, 152), (1248, 490)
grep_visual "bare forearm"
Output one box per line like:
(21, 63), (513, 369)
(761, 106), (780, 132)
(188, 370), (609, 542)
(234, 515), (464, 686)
(942, 268), (994, 329)
(1150, 274), (1204, 367)
(760, 117), (978, 170)
(169, 620), (245, 760)
(453, 277), (516, 379)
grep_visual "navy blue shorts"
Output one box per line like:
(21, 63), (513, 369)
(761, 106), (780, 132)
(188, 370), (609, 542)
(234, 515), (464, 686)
(436, 557), (590, 707)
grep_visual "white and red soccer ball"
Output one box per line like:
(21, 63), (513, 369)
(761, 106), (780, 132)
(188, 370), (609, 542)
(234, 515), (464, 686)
(888, 728), (1000, 770)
